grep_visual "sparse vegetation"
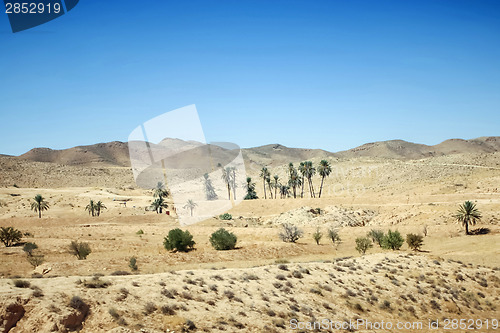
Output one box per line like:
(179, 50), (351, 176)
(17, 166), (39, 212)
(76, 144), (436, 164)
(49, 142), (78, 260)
(30, 194), (49, 218)
(0, 226), (22, 247)
(327, 228), (341, 246)
(219, 213), (232, 220)
(69, 240), (92, 259)
(209, 228), (237, 250)
(163, 228), (195, 252)
(279, 223), (303, 243)
(367, 229), (385, 247)
(26, 253), (45, 268)
(454, 201), (481, 235)
(13, 279), (30, 288)
(312, 227), (322, 245)
(23, 242), (38, 256)
(129, 256), (138, 271)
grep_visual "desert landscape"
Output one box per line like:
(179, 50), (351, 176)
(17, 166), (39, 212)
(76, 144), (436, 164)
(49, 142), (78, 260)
(1, 137), (499, 332)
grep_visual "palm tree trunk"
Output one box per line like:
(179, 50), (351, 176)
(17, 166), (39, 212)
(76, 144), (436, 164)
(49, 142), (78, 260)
(275, 186), (277, 199)
(301, 177), (304, 198)
(38, 209), (41, 218)
(227, 184), (231, 200)
(310, 178), (316, 198)
(465, 221), (469, 235)
(319, 176), (325, 198)
(263, 180), (267, 199)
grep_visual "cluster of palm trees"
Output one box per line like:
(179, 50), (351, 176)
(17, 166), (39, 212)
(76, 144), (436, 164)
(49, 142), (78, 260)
(85, 200), (106, 217)
(255, 160), (332, 200)
(150, 182), (169, 214)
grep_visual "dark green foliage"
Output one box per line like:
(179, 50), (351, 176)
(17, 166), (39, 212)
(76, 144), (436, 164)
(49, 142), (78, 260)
(327, 228), (341, 245)
(406, 233), (424, 251)
(355, 237), (373, 255)
(219, 213), (232, 220)
(381, 230), (404, 250)
(163, 228), (195, 252)
(454, 201), (481, 235)
(244, 177), (258, 200)
(209, 228), (237, 250)
(367, 229), (385, 247)
(279, 223), (303, 243)
(69, 240), (92, 260)
(313, 228), (322, 245)
(129, 256), (138, 271)
(0, 226), (22, 247)
(23, 242), (38, 256)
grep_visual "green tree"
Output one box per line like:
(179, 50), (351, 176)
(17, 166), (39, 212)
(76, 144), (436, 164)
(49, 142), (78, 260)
(85, 200), (95, 217)
(183, 199), (197, 217)
(279, 184), (290, 198)
(327, 228), (341, 245)
(31, 194), (49, 218)
(313, 228), (322, 245)
(367, 229), (385, 247)
(454, 201), (481, 235)
(272, 175), (280, 199)
(163, 229), (195, 252)
(304, 161), (316, 198)
(210, 228), (237, 250)
(244, 177), (258, 200)
(153, 181), (169, 199)
(260, 167), (270, 199)
(317, 160), (332, 198)
(220, 164), (232, 200)
(355, 237), (373, 255)
(298, 162), (306, 198)
(23, 242), (38, 256)
(203, 173), (218, 201)
(129, 256), (138, 271)
(381, 230), (404, 250)
(151, 197), (168, 214)
(69, 241), (91, 260)
(288, 167), (302, 199)
(406, 233), (424, 251)
(95, 201), (106, 217)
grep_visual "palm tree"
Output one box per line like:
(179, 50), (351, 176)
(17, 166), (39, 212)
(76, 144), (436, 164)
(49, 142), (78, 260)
(184, 199), (197, 217)
(260, 167), (270, 199)
(280, 184), (290, 198)
(220, 166), (232, 200)
(317, 160), (332, 198)
(454, 201), (481, 235)
(95, 201), (106, 217)
(298, 162), (306, 198)
(244, 177), (258, 200)
(151, 197), (168, 214)
(230, 167), (237, 200)
(153, 181), (169, 199)
(288, 165), (301, 199)
(31, 194), (49, 218)
(85, 200), (95, 217)
(303, 161), (316, 198)
(203, 173), (218, 200)
(272, 175), (279, 199)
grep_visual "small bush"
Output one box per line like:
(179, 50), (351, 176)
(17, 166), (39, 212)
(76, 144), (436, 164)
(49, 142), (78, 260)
(111, 271), (131, 276)
(129, 257), (138, 271)
(163, 228), (195, 252)
(381, 230), (404, 250)
(69, 241), (91, 260)
(367, 229), (385, 247)
(0, 227), (22, 247)
(109, 307), (120, 319)
(292, 270), (303, 279)
(13, 279), (30, 288)
(144, 302), (157, 315)
(219, 213), (232, 220)
(83, 277), (111, 288)
(136, 229), (144, 235)
(23, 242), (38, 256)
(355, 237), (373, 255)
(313, 228), (322, 245)
(209, 228), (237, 250)
(26, 254), (45, 269)
(279, 223), (303, 243)
(327, 228), (341, 245)
(406, 233), (424, 251)
(69, 296), (87, 311)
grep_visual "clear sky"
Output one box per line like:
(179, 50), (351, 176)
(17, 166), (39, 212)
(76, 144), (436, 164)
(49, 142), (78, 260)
(1, 0), (499, 156)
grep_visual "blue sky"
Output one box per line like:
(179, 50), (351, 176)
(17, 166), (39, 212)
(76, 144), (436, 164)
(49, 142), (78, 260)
(1, 0), (499, 155)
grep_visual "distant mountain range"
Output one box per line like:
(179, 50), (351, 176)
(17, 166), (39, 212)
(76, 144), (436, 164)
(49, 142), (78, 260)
(11, 136), (500, 167)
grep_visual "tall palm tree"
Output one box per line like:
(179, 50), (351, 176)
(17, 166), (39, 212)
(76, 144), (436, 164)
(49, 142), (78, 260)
(31, 194), (49, 218)
(266, 175), (273, 199)
(151, 197), (168, 214)
(85, 200), (95, 217)
(280, 184), (290, 198)
(298, 162), (306, 198)
(244, 177), (258, 200)
(95, 201), (106, 217)
(203, 173), (218, 200)
(184, 199), (197, 217)
(221, 166), (232, 200)
(153, 181), (169, 199)
(454, 201), (481, 235)
(287, 165), (301, 199)
(272, 175), (279, 199)
(304, 161), (316, 198)
(317, 160), (332, 198)
(260, 167), (270, 199)
(230, 167), (237, 200)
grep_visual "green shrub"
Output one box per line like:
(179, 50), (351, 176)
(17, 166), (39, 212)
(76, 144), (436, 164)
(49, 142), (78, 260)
(367, 229), (385, 247)
(219, 213), (232, 220)
(129, 257), (138, 271)
(23, 242), (38, 256)
(136, 229), (144, 235)
(381, 230), (404, 250)
(406, 233), (424, 251)
(209, 228), (237, 250)
(69, 241), (92, 260)
(355, 237), (373, 255)
(313, 228), (322, 245)
(163, 228), (195, 252)
(27, 254), (45, 268)
(0, 227), (22, 247)
(13, 279), (30, 288)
